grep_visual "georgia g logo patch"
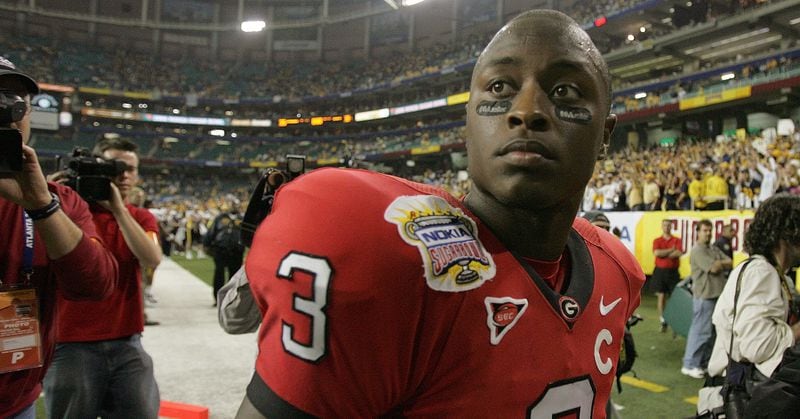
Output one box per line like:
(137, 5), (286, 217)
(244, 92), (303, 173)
(384, 195), (496, 292)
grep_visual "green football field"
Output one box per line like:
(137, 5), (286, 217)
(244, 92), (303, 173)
(171, 254), (701, 418)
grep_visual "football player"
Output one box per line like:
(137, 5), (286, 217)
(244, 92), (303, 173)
(237, 9), (645, 418)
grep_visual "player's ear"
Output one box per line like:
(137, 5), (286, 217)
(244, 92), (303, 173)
(597, 114), (616, 160)
(604, 114), (617, 142)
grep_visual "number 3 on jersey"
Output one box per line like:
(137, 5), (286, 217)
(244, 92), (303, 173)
(528, 376), (595, 419)
(277, 252), (333, 362)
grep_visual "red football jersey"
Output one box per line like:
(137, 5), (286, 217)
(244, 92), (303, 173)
(246, 168), (645, 418)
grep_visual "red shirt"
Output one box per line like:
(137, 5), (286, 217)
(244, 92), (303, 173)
(246, 168), (645, 418)
(653, 235), (682, 269)
(55, 203), (158, 342)
(0, 183), (118, 417)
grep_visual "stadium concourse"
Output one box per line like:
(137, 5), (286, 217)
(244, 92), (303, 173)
(142, 257), (255, 419)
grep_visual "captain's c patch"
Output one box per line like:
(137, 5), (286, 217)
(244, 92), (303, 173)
(384, 195), (496, 292)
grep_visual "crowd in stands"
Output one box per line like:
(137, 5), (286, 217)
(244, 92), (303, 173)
(138, 127), (800, 263)
(613, 52), (800, 115)
(584, 132), (800, 212)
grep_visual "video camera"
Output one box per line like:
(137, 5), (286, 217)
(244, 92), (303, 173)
(240, 154), (306, 247)
(63, 147), (128, 202)
(0, 91), (28, 173)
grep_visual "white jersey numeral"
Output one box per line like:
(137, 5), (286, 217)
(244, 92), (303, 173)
(528, 377), (595, 419)
(277, 252), (332, 362)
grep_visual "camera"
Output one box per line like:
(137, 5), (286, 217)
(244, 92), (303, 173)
(0, 91), (28, 173)
(240, 154), (306, 247)
(63, 147), (128, 202)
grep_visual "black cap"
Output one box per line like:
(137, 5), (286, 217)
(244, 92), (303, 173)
(0, 56), (39, 95)
(582, 211), (610, 229)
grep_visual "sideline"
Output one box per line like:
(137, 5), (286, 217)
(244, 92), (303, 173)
(144, 257), (258, 419)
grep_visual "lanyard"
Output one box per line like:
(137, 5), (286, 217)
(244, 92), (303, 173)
(21, 210), (35, 283)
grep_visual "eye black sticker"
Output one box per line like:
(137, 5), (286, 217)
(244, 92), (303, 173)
(555, 105), (592, 124)
(476, 100), (512, 116)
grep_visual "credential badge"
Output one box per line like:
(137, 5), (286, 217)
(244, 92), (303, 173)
(384, 195), (496, 292)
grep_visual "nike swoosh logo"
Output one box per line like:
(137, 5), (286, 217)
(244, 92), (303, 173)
(599, 296), (622, 316)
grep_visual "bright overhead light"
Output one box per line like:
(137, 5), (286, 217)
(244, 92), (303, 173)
(699, 35), (781, 60)
(721, 73), (735, 81)
(684, 28), (769, 54)
(122, 103), (132, 109)
(241, 20), (266, 32)
(634, 92), (647, 99)
(209, 129), (225, 137)
(640, 26), (646, 33)
(627, 34), (635, 41)
(402, 0), (427, 5)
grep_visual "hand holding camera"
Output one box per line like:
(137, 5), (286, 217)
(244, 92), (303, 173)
(0, 90), (27, 174)
(53, 147), (128, 202)
(0, 143), (52, 210)
(240, 154), (306, 247)
(95, 182), (126, 214)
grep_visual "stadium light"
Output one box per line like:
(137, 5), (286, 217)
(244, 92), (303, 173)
(634, 92), (647, 99)
(241, 20), (266, 32)
(721, 72), (735, 81)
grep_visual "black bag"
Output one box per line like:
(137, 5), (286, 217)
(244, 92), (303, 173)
(721, 260), (755, 419)
(615, 315), (641, 393)
(722, 360), (757, 419)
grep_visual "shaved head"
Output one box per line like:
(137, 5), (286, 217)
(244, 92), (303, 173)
(475, 9), (612, 112)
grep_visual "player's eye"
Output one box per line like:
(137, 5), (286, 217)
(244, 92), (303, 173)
(489, 80), (514, 96)
(551, 84), (581, 100)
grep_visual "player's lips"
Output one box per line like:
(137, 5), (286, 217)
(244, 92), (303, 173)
(497, 140), (554, 164)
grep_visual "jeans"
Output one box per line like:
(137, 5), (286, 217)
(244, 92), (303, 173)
(43, 334), (160, 419)
(683, 297), (718, 369)
(8, 403), (35, 419)
(213, 254), (243, 301)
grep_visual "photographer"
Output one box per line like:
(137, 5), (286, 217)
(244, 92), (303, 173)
(0, 57), (118, 418)
(43, 137), (162, 418)
(699, 194), (800, 415)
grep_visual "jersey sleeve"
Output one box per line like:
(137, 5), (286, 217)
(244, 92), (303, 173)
(133, 206), (159, 235)
(49, 183), (118, 300)
(589, 221), (645, 319)
(246, 168), (429, 417)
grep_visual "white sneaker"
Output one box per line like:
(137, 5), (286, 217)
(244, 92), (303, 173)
(681, 367), (706, 379)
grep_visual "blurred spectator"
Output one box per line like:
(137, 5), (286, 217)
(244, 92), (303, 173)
(652, 219), (684, 333)
(204, 207), (245, 306)
(701, 194), (800, 414)
(682, 219), (731, 379)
